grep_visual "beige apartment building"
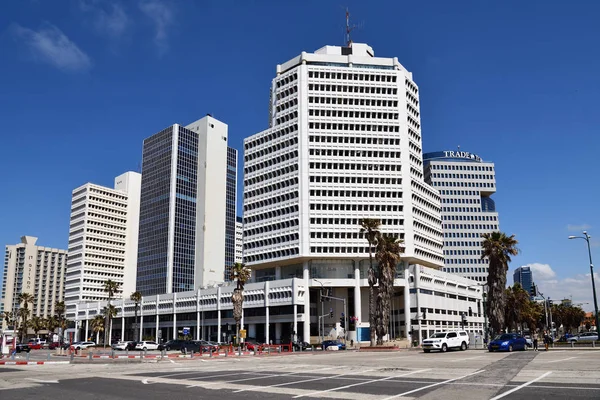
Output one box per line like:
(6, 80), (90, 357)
(1, 236), (67, 329)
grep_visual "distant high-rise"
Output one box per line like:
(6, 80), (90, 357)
(224, 147), (238, 281)
(423, 150), (500, 282)
(136, 116), (228, 296)
(64, 172), (141, 319)
(513, 266), (533, 295)
(1, 236), (67, 329)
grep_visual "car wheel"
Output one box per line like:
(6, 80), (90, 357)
(424, 349), (430, 353)
(460, 342), (467, 351)
(143, 347), (147, 351)
(441, 344), (447, 353)
(508, 344), (513, 352)
(165, 346), (171, 351)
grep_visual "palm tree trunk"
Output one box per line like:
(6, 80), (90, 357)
(368, 248), (376, 347)
(134, 306), (139, 341)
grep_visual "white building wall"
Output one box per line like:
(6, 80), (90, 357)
(235, 219), (243, 263)
(65, 172), (141, 319)
(186, 116), (228, 287)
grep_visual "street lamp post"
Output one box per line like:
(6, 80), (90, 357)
(569, 231), (600, 334)
(314, 279), (325, 343)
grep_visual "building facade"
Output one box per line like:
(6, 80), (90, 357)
(235, 216), (243, 264)
(243, 43), (445, 342)
(1, 236), (67, 329)
(224, 147), (238, 281)
(71, 264), (484, 344)
(64, 172), (141, 320)
(136, 116), (228, 296)
(423, 150), (500, 282)
(513, 266), (533, 295)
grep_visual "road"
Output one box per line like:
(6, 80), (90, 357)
(1, 348), (600, 399)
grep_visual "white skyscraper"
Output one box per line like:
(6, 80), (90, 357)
(244, 43), (444, 341)
(235, 216), (243, 264)
(65, 172), (141, 319)
(423, 150), (500, 282)
(1, 236), (67, 329)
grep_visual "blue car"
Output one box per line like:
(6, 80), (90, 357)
(322, 340), (346, 350)
(488, 333), (528, 352)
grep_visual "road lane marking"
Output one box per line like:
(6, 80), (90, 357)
(382, 369), (486, 399)
(25, 379), (59, 384)
(542, 357), (576, 363)
(292, 369), (430, 399)
(187, 366), (334, 388)
(142, 371), (253, 384)
(489, 371), (552, 400)
(233, 368), (378, 393)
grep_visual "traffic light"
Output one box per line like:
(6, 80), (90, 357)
(340, 316), (345, 329)
(530, 285), (537, 297)
(329, 308), (333, 318)
(468, 307), (472, 317)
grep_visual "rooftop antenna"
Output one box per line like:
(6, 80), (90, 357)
(457, 145), (461, 152)
(345, 7), (356, 46)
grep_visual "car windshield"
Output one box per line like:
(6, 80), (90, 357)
(494, 334), (514, 340)
(430, 333), (447, 338)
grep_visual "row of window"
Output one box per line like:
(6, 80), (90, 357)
(309, 70), (397, 82)
(309, 189), (402, 199)
(310, 176), (400, 185)
(310, 217), (402, 226)
(244, 151), (298, 175)
(310, 203), (402, 213)
(244, 205), (299, 224)
(433, 181), (495, 188)
(245, 137), (298, 162)
(244, 124), (298, 151)
(431, 164), (493, 171)
(444, 249), (482, 256)
(244, 233), (299, 250)
(245, 247), (299, 263)
(432, 173), (494, 180)
(309, 134), (400, 144)
(245, 218), (299, 238)
(446, 258), (488, 264)
(245, 177), (298, 200)
(309, 149), (401, 158)
(244, 191), (298, 212)
(310, 162), (401, 171)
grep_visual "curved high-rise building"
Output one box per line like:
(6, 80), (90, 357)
(423, 150), (500, 282)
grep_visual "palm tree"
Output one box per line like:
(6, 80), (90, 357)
(18, 307), (31, 342)
(130, 291), (142, 341)
(481, 231), (519, 335)
(18, 292), (34, 341)
(90, 314), (105, 343)
(359, 218), (381, 347)
(102, 305), (117, 347)
(230, 263), (251, 345)
(30, 316), (45, 338)
(374, 234), (404, 345)
(54, 301), (68, 344)
(102, 279), (121, 346)
(2, 311), (15, 329)
(46, 315), (59, 336)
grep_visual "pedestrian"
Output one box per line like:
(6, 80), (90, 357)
(543, 331), (551, 351)
(533, 331), (539, 351)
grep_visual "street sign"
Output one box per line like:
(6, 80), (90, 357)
(182, 327), (190, 335)
(239, 329), (247, 339)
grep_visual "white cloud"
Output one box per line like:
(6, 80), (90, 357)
(80, 1), (129, 37)
(139, 0), (173, 55)
(524, 263), (557, 281)
(11, 23), (92, 72)
(567, 224), (592, 232)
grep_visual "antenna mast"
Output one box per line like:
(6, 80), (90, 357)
(345, 8), (356, 46)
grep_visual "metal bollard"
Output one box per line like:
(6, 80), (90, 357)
(225, 348), (228, 357)
(210, 348), (213, 358)
(70, 352), (74, 362)
(571, 341), (574, 348)
(238, 346), (241, 357)
(47, 353), (50, 361)
(126, 349), (129, 357)
(278, 346), (281, 354)
(593, 341), (596, 348)
(268, 346), (271, 356)
(88, 351), (92, 361)
(111, 349), (115, 359)
(26, 352), (30, 361)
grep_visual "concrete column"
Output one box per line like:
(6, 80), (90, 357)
(303, 261), (310, 342)
(139, 315), (144, 341)
(249, 323), (257, 338)
(217, 287), (222, 344)
(155, 314), (159, 343)
(265, 280), (270, 344)
(275, 266), (282, 280)
(292, 278), (298, 341)
(196, 311), (200, 341)
(403, 284), (411, 341)
(414, 265), (422, 344)
(354, 263), (362, 324)
(241, 308), (245, 334)
(85, 319), (89, 342)
(121, 316), (125, 341)
(172, 293), (177, 340)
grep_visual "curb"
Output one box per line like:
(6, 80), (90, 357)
(0, 360), (70, 366)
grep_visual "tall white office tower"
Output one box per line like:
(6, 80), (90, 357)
(136, 116), (228, 296)
(235, 216), (243, 264)
(423, 150), (500, 282)
(64, 172), (141, 319)
(1, 236), (67, 330)
(243, 43), (444, 341)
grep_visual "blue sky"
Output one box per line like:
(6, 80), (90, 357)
(1, 0), (599, 309)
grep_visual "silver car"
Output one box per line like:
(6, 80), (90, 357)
(567, 332), (598, 342)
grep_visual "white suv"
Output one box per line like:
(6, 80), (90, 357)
(422, 330), (470, 353)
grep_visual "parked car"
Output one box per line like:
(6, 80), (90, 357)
(293, 341), (313, 351)
(322, 340), (346, 351)
(158, 340), (194, 351)
(27, 341), (42, 350)
(135, 341), (159, 351)
(488, 333), (528, 352)
(523, 335), (533, 348)
(73, 341), (96, 350)
(567, 332), (599, 343)
(15, 344), (31, 353)
(193, 340), (219, 352)
(62, 341), (75, 350)
(422, 330), (470, 353)
(48, 342), (61, 350)
(111, 341), (132, 351)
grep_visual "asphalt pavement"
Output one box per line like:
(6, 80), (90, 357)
(1, 348), (600, 399)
